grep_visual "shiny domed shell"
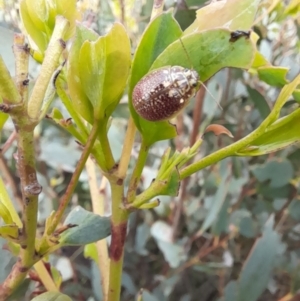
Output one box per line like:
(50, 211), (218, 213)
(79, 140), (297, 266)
(132, 66), (199, 121)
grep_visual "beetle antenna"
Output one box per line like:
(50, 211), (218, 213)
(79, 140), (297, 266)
(179, 38), (194, 70)
(179, 38), (222, 110)
(199, 80), (222, 110)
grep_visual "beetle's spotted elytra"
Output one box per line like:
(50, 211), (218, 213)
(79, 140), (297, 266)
(132, 29), (249, 121)
(132, 66), (200, 122)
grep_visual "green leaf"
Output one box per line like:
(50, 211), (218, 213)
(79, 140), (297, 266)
(20, 0), (78, 57)
(78, 23), (131, 119)
(129, 12), (182, 146)
(293, 89), (300, 102)
(0, 111), (8, 131)
(250, 47), (290, 87)
(284, 0), (300, 16)
(51, 107), (64, 120)
(0, 177), (22, 227)
(237, 215), (282, 301)
(0, 200), (13, 224)
(0, 224), (19, 240)
(250, 51), (269, 69)
(236, 108), (300, 156)
(184, 0), (261, 34)
(31, 292), (73, 301)
(67, 24), (98, 123)
(257, 66), (289, 86)
(78, 39), (106, 111)
(52, 0), (79, 40)
(246, 86), (271, 119)
(20, 0), (48, 53)
(0, 56), (21, 104)
(151, 28), (255, 81)
(26, 0), (48, 30)
(59, 206), (111, 246)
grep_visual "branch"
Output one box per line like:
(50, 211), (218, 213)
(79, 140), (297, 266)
(117, 117), (136, 179)
(86, 158), (110, 299)
(127, 139), (149, 203)
(180, 73), (300, 179)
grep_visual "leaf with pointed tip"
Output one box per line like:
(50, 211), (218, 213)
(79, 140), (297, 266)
(20, 0), (48, 54)
(79, 23), (131, 120)
(59, 206), (111, 246)
(67, 24), (98, 124)
(236, 109), (300, 156)
(0, 56), (21, 104)
(251, 51), (269, 69)
(258, 66), (289, 86)
(246, 86), (271, 119)
(50, 0), (79, 40)
(0, 176), (22, 226)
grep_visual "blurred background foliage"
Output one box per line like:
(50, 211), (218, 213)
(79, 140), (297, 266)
(0, 0), (300, 301)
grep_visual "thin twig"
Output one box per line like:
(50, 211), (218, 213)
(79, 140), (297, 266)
(1, 130), (17, 155)
(33, 261), (58, 292)
(13, 34), (29, 102)
(44, 119), (101, 237)
(127, 139), (149, 203)
(118, 117), (136, 179)
(175, 112), (185, 150)
(190, 84), (206, 146)
(86, 157), (110, 300)
(175, 236), (229, 274)
(180, 74), (300, 179)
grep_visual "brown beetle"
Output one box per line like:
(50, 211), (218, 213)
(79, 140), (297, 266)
(132, 66), (200, 121)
